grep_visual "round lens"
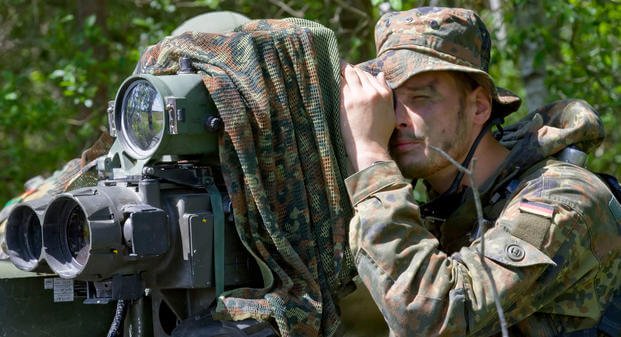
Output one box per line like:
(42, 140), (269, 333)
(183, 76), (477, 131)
(65, 205), (90, 265)
(25, 211), (43, 260)
(6, 205), (43, 269)
(122, 80), (165, 155)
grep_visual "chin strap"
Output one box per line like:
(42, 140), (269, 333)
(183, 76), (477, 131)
(420, 116), (504, 219)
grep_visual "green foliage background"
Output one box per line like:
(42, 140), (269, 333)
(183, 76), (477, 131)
(0, 0), (619, 204)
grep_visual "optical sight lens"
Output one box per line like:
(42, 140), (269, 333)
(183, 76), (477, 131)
(122, 80), (165, 154)
(65, 205), (90, 265)
(25, 211), (43, 259)
(6, 205), (43, 269)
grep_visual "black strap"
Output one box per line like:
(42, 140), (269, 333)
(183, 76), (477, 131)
(597, 172), (621, 202)
(598, 290), (621, 337)
(420, 116), (503, 220)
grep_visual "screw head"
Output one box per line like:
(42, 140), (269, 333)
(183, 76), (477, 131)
(205, 116), (223, 132)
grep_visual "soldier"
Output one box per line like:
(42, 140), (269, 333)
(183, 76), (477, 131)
(339, 6), (621, 336)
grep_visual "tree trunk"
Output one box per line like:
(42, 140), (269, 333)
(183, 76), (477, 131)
(514, 0), (548, 111)
(488, 0), (506, 49)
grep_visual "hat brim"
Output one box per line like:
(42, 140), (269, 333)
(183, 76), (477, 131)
(358, 49), (521, 118)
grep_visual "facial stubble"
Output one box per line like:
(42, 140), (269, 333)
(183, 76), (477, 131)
(395, 96), (471, 180)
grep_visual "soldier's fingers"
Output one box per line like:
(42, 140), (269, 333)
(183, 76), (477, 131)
(342, 63), (364, 89)
(356, 68), (389, 94)
(355, 69), (392, 101)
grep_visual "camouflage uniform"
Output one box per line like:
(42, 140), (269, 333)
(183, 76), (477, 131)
(345, 7), (621, 337)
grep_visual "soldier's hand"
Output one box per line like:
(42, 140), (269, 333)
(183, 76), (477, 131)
(339, 63), (394, 172)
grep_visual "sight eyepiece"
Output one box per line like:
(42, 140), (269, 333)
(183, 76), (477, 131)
(6, 200), (51, 273)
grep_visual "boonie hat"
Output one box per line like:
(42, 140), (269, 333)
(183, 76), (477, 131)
(359, 7), (521, 117)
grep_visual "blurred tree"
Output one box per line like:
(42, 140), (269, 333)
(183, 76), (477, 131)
(0, 0), (619, 204)
(514, 0), (548, 111)
(497, 0), (620, 174)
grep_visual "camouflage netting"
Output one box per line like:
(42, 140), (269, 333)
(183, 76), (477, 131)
(135, 19), (357, 336)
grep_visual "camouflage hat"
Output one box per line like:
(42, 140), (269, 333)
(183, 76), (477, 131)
(359, 7), (521, 117)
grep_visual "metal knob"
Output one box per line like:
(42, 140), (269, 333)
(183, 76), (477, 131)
(205, 116), (223, 132)
(178, 56), (195, 74)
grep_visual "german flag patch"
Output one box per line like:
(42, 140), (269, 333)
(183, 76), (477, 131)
(519, 199), (555, 219)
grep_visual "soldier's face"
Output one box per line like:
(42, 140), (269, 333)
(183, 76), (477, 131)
(390, 71), (477, 181)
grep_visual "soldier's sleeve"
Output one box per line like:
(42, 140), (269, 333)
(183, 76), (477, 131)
(345, 160), (620, 336)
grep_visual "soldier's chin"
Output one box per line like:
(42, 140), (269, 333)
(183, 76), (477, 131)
(394, 158), (430, 180)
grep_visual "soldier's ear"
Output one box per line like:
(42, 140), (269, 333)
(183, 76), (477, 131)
(471, 86), (492, 126)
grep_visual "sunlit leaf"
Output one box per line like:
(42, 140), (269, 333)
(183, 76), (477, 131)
(85, 15), (96, 27)
(4, 92), (18, 101)
(389, 0), (402, 11)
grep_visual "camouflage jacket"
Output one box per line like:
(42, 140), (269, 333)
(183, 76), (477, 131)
(344, 99), (621, 336)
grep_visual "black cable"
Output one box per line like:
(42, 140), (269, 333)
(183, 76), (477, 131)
(420, 116), (504, 219)
(107, 299), (129, 337)
(444, 116), (503, 196)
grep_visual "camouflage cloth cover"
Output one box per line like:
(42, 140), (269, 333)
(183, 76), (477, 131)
(134, 18), (356, 336)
